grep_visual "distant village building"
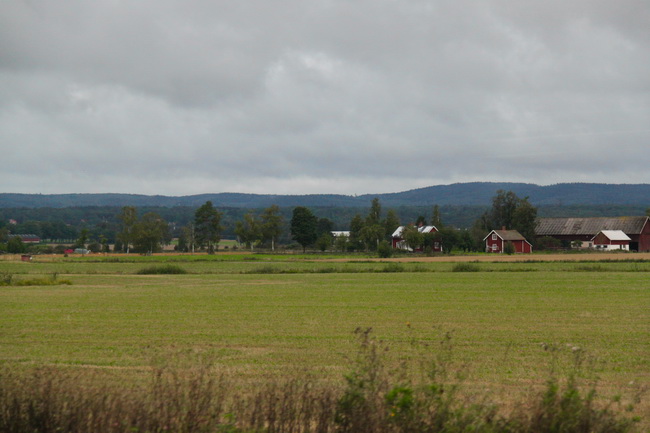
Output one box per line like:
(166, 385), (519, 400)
(483, 229), (532, 253)
(7, 234), (41, 244)
(331, 231), (350, 238)
(535, 216), (650, 251)
(591, 230), (631, 251)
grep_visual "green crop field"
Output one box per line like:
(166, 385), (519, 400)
(1, 253), (649, 429)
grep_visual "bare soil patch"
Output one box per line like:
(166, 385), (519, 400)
(320, 252), (650, 263)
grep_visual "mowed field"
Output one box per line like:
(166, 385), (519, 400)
(1, 253), (649, 418)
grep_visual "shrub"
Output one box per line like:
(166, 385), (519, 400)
(0, 272), (72, 286)
(381, 263), (404, 273)
(574, 265), (606, 272)
(87, 242), (102, 253)
(0, 272), (12, 286)
(136, 265), (188, 275)
(53, 245), (68, 254)
(377, 241), (393, 258)
(0, 331), (641, 433)
(7, 237), (26, 254)
(451, 262), (480, 272)
(520, 377), (635, 433)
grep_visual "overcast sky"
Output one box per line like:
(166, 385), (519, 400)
(1, 1), (649, 196)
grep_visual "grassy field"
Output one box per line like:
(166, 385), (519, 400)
(1, 252), (649, 430)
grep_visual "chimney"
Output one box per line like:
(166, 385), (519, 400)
(502, 226), (506, 231)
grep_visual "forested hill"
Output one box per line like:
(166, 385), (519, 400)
(2, 182), (650, 208)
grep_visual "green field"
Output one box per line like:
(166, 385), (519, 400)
(1, 253), (649, 426)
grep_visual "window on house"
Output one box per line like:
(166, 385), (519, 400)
(492, 233), (497, 240)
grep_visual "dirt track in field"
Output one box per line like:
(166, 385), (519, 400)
(317, 252), (650, 263)
(4, 252), (650, 264)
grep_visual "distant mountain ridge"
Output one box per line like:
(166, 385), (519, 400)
(1, 183), (649, 208)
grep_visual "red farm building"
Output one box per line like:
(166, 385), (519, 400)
(591, 230), (631, 251)
(535, 216), (650, 252)
(484, 229), (532, 254)
(8, 234), (41, 244)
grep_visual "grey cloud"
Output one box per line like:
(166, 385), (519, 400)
(0, 0), (649, 195)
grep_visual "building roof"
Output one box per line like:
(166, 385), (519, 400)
(8, 234), (41, 241)
(592, 230), (631, 241)
(483, 229), (527, 242)
(392, 225), (437, 238)
(536, 216), (649, 236)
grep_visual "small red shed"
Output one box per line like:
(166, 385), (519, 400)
(484, 229), (532, 253)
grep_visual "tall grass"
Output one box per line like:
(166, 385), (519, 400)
(0, 330), (641, 433)
(451, 262), (481, 272)
(0, 271), (72, 286)
(136, 264), (189, 274)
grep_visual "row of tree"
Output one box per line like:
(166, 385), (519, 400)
(116, 202), (224, 254)
(1, 190), (539, 255)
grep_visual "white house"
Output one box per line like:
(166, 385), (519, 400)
(391, 225), (441, 252)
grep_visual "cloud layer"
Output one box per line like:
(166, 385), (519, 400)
(1, 0), (649, 195)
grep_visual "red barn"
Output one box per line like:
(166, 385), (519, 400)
(484, 229), (532, 253)
(8, 234), (41, 244)
(535, 216), (650, 251)
(591, 230), (631, 251)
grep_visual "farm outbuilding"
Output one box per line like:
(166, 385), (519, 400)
(535, 216), (650, 251)
(484, 229), (532, 254)
(591, 230), (631, 251)
(7, 234), (41, 244)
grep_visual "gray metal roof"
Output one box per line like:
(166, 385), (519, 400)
(536, 216), (649, 236)
(483, 229), (527, 241)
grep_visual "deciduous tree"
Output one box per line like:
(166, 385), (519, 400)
(194, 201), (223, 254)
(490, 190), (519, 230)
(132, 212), (170, 254)
(7, 236), (26, 254)
(401, 225), (423, 251)
(383, 209), (400, 239)
(348, 214), (365, 251)
(290, 207), (317, 252)
(479, 190), (538, 245)
(235, 212), (260, 250)
(117, 206), (137, 254)
(512, 197), (538, 243)
(316, 218), (334, 238)
(74, 228), (89, 249)
(260, 205), (284, 251)
(315, 232), (333, 252)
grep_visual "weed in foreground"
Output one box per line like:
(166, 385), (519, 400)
(0, 331), (642, 433)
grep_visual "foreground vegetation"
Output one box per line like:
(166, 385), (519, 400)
(0, 254), (648, 431)
(1, 331), (641, 432)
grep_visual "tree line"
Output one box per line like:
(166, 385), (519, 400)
(0, 191), (547, 254)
